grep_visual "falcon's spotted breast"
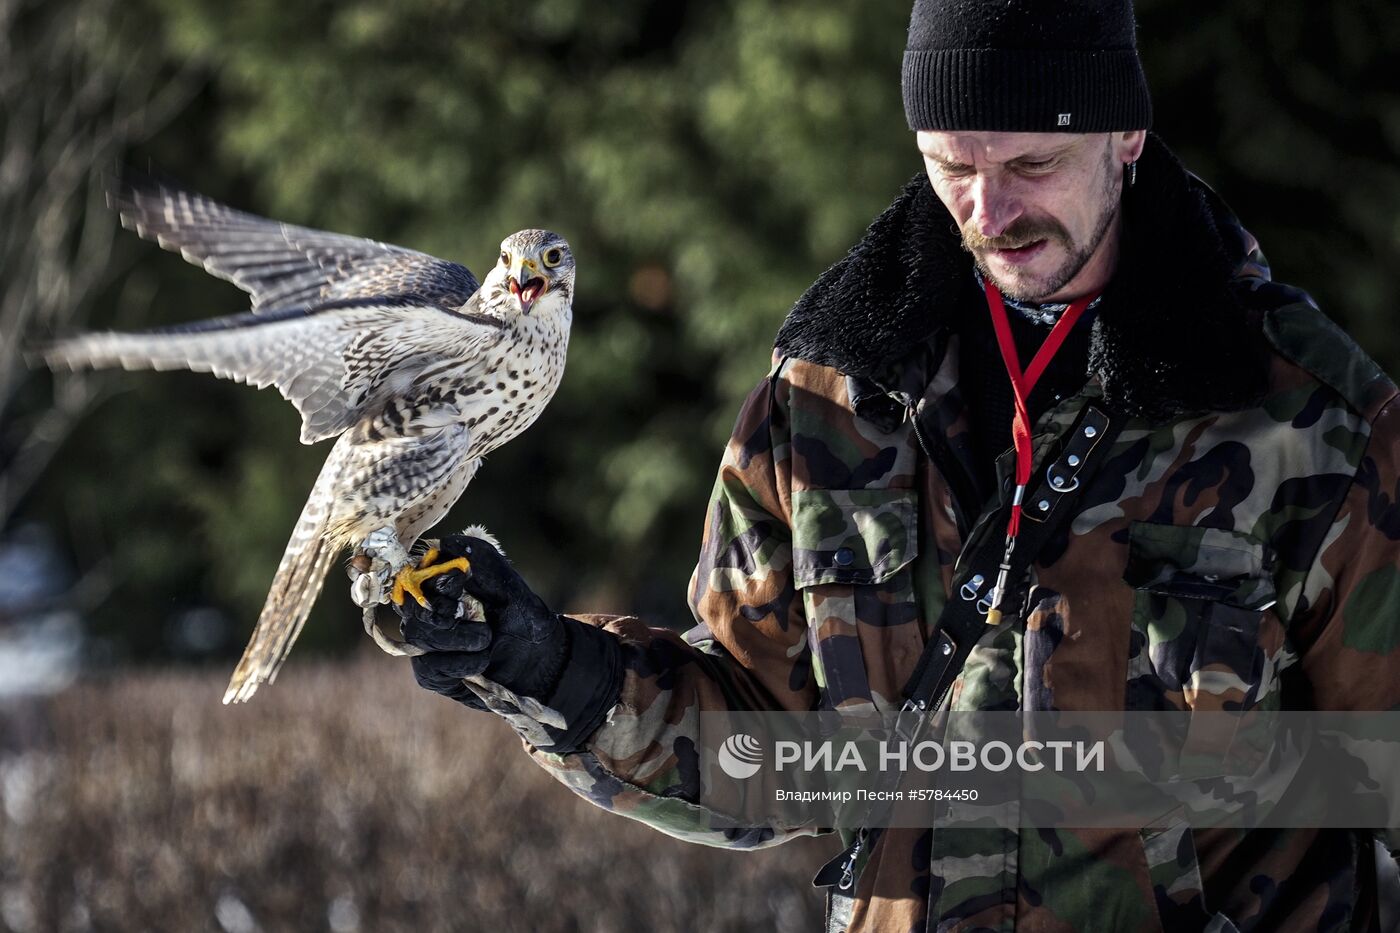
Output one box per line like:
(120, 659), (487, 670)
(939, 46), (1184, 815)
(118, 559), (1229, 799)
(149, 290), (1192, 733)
(39, 172), (575, 702)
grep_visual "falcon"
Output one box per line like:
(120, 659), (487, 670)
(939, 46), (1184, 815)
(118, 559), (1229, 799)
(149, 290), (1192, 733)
(39, 173), (574, 703)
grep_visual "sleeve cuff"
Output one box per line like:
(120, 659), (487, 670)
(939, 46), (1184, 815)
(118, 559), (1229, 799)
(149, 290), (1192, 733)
(532, 615), (625, 754)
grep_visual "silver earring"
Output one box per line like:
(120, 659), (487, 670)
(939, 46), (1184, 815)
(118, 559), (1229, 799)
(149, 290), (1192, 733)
(1127, 160), (1137, 188)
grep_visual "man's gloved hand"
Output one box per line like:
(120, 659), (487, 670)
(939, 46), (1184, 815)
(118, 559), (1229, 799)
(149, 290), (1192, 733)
(397, 535), (569, 702)
(392, 534), (623, 753)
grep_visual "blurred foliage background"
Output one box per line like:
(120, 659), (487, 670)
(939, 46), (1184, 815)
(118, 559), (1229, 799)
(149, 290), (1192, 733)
(4, 0), (1399, 664)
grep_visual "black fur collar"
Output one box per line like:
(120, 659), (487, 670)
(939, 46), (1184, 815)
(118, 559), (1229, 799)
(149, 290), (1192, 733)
(773, 134), (1272, 421)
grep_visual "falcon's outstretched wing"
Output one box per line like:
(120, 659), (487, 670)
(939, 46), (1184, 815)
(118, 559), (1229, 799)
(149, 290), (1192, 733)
(110, 171), (480, 313)
(40, 300), (506, 443)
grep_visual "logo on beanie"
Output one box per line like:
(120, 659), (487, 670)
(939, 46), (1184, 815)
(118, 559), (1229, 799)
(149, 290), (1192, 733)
(1057, 113), (1072, 126)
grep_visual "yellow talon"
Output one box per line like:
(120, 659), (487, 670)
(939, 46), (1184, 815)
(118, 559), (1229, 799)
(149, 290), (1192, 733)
(389, 548), (472, 607)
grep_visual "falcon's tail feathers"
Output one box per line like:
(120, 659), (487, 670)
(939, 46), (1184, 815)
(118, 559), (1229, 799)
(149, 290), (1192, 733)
(222, 486), (340, 705)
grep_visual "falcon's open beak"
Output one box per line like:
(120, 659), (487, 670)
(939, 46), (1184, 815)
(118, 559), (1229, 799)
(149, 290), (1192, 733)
(508, 258), (548, 314)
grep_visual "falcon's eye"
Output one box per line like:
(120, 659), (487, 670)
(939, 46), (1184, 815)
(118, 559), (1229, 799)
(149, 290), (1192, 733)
(543, 248), (564, 268)
(500, 251), (510, 266)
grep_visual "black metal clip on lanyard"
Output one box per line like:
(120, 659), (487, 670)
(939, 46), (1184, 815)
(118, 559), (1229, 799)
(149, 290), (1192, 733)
(813, 404), (1120, 902)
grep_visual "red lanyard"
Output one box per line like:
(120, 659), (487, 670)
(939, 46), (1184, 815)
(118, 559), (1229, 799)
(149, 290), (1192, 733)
(982, 280), (1097, 622)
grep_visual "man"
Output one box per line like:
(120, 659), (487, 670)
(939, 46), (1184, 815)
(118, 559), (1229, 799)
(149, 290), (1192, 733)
(394, 0), (1400, 929)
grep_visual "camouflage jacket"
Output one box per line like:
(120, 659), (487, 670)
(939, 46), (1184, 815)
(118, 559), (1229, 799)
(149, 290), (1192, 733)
(487, 136), (1400, 931)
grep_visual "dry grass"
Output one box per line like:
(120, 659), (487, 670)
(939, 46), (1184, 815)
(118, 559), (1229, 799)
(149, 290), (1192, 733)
(0, 656), (832, 932)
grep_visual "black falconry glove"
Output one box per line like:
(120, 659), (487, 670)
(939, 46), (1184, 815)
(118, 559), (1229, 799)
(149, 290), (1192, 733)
(393, 534), (624, 754)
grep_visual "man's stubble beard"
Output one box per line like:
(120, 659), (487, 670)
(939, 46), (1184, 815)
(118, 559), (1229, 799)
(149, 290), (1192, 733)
(964, 144), (1123, 303)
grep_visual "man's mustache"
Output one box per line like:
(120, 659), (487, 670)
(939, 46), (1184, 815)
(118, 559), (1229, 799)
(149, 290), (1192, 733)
(960, 217), (1071, 252)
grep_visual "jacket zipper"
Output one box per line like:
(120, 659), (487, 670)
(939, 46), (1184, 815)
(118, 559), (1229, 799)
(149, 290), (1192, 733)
(905, 400), (981, 542)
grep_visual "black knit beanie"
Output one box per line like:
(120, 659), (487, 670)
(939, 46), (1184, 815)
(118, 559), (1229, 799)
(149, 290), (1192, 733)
(902, 0), (1152, 133)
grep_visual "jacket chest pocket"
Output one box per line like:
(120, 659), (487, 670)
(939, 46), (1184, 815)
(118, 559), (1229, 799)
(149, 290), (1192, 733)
(1123, 521), (1278, 714)
(791, 488), (921, 712)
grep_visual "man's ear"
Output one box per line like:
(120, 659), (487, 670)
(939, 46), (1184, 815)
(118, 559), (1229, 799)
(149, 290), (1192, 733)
(1116, 129), (1147, 165)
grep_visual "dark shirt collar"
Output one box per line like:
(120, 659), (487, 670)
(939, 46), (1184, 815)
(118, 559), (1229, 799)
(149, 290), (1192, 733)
(971, 267), (1105, 328)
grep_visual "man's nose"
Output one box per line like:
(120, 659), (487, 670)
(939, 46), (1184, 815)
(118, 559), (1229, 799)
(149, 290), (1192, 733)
(968, 174), (1020, 238)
